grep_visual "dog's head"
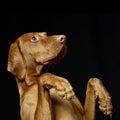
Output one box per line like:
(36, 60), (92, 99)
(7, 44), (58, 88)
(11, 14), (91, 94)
(7, 32), (67, 80)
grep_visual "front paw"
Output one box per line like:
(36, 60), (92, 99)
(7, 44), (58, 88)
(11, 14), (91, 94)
(95, 87), (113, 116)
(89, 78), (113, 116)
(54, 79), (75, 100)
(40, 73), (75, 100)
(42, 78), (75, 100)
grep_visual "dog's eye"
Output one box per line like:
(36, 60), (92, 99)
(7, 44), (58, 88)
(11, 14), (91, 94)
(31, 35), (40, 42)
(32, 36), (37, 40)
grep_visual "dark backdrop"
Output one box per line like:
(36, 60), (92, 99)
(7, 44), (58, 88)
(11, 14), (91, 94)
(0, 12), (120, 120)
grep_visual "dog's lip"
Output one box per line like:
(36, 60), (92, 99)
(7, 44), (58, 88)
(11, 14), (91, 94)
(42, 45), (65, 65)
(42, 51), (61, 64)
(42, 56), (55, 65)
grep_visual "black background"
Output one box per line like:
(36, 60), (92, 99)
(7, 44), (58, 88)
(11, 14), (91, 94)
(0, 12), (120, 120)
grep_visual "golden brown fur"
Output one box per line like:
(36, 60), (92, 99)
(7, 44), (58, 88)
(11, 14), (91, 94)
(7, 32), (113, 120)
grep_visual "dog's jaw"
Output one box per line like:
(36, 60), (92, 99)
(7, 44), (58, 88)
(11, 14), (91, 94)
(42, 45), (66, 65)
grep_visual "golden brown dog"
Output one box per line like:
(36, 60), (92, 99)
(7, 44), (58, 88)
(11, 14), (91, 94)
(7, 32), (113, 120)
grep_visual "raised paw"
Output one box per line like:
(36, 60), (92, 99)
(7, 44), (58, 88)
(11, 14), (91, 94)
(89, 78), (113, 116)
(40, 73), (75, 100)
(98, 93), (113, 117)
(54, 78), (75, 100)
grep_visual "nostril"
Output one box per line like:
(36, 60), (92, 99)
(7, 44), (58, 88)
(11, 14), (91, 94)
(59, 35), (66, 43)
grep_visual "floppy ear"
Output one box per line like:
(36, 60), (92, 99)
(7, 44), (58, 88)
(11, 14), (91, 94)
(7, 41), (26, 80)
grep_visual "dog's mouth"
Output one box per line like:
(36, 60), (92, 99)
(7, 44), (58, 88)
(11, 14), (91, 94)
(42, 45), (66, 65)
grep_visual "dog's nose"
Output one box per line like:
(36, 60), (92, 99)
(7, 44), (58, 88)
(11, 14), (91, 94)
(56, 35), (66, 44)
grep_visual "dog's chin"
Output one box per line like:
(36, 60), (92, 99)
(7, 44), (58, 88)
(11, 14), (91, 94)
(42, 45), (67, 65)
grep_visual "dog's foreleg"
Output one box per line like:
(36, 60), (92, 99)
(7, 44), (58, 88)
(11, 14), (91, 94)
(34, 77), (54, 120)
(84, 78), (113, 120)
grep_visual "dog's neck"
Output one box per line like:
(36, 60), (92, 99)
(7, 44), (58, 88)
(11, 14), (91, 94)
(27, 63), (53, 77)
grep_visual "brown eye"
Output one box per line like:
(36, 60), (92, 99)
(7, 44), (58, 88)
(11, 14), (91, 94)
(31, 35), (39, 42)
(32, 36), (37, 40)
(31, 36), (37, 41)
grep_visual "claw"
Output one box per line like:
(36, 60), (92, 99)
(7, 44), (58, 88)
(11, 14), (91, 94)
(67, 95), (75, 101)
(104, 111), (107, 115)
(63, 93), (67, 100)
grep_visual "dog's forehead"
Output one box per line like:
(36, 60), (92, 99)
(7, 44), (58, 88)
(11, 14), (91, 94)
(18, 32), (48, 41)
(25, 32), (47, 37)
(38, 32), (47, 36)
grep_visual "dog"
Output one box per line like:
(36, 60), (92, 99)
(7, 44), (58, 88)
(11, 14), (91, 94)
(7, 32), (113, 120)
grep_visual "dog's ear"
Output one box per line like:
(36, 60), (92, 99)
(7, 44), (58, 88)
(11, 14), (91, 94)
(7, 41), (26, 80)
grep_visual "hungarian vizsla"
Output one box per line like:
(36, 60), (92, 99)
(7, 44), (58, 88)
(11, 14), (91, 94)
(7, 32), (113, 120)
